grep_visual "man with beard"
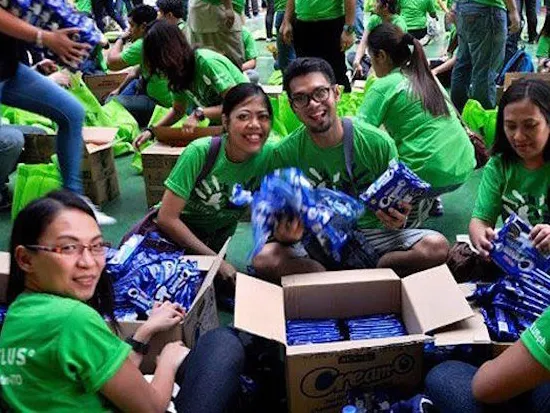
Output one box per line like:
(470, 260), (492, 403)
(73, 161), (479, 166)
(252, 57), (449, 282)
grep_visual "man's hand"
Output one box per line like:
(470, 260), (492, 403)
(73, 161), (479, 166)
(508, 10), (521, 33)
(375, 202), (412, 230)
(281, 20), (293, 45)
(341, 30), (355, 51)
(133, 129), (153, 150)
(530, 224), (550, 252)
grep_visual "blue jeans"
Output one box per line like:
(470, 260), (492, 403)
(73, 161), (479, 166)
(425, 360), (550, 413)
(275, 11), (296, 72)
(174, 328), (245, 413)
(0, 64), (84, 193)
(451, 1), (507, 111)
(355, 0), (365, 38)
(0, 126), (26, 188)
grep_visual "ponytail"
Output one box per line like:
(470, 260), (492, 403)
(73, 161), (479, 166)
(368, 23), (450, 117)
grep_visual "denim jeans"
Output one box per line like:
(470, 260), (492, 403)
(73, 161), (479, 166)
(174, 328), (245, 413)
(0, 64), (84, 193)
(355, 0), (365, 38)
(451, 1), (507, 111)
(114, 94), (156, 128)
(265, 0), (275, 38)
(92, 0), (128, 31)
(516, 0), (538, 41)
(275, 11), (296, 72)
(0, 126), (26, 188)
(425, 360), (550, 413)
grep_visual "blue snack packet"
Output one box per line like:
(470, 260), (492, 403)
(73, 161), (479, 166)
(345, 314), (407, 341)
(490, 214), (550, 276)
(286, 318), (344, 346)
(359, 159), (431, 213)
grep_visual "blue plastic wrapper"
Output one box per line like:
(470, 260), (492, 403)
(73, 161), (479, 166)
(1, 0), (101, 69)
(345, 388), (434, 413)
(490, 214), (550, 276)
(286, 319), (343, 345)
(345, 314), (407, 341)
(0, 305), (8, 324)
(359, 159), (431, 213)
(231, 168), (364, 261)
(106, 231), (206, 320)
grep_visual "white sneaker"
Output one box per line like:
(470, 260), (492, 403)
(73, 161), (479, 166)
(81, 196), (117, 226)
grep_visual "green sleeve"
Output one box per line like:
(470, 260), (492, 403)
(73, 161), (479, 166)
(354, 120), (398, 176)
(201, 59), (247, 96)
(242, 29), (259, 61)
(366, 15), (379, 32)
(57, 304), (131, 393)
(521, 308), (550, 371)
(120, 39), (144, 66)
(427, 0), (436, 13)
(358, 87), (390, 128)
(165, 140), (208, 200)
(271, 130), (303, 170)
(536, 36), (550, 58)
(471, 157), (504, 225)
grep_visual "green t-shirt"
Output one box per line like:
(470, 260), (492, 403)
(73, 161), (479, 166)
(522, 307), (550, 371)
(272, 118), (398, 229)
(399, 0), (436, 30)
(275, 0), (287, 12)
(358, 69), (475, 188)
(172, 49), (248, 108)
(295, 0), (344, 21)
(537, 35), (550, 58)
(121, 38), (173, 108)
(0, 293), (131, 412)
(165, 136), (276, 232)
(233, 0), (245, 13)
(242, 27), (259, 62)
(472, 155), (550, 226)
(75, 0), (92, 14)
(366, 14), (408, 32)
(470, 0), (505, 10)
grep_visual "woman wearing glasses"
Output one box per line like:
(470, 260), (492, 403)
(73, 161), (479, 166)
(358, 23), (475, 223)
(0, 190), (244, 412)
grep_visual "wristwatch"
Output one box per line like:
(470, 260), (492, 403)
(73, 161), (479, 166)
(126, 336), (150, 355)
(343, 24), (355, 34)
(193, 107), (206, 122)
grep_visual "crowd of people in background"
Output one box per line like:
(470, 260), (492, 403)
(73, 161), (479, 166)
(1, 0), (550, 410)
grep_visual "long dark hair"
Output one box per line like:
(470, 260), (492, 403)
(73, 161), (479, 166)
(143, 20), (196, 92)
(8, 190), (118, 330)
(368, 23), (449, 117)
(493, 79), (550, 163)
(222, 83), (274, 120)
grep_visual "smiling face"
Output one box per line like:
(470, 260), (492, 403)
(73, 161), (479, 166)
(223, 95), (272, 158)
(503, 98), (550, 167)
(15, 209), (105, 302)
(288, 72), (340, 134)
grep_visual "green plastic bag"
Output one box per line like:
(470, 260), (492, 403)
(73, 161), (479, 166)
(103, 99), (140, 142)
(11, 163), (62, 220)
(1, 106), (56, 134)
(268, 70), (283, 86)
(68, 73), (113, 127)
(462, 99), (497, 148)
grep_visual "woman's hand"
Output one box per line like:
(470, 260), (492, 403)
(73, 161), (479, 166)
(375, 202), (411, 230)
(530, 224), (550, 252)
(274, 216), (304, 244)
(49, 70), (71, 88)
(157, 341), (190, 373)
(144, 301), (185, 336)
(471, 226), (496, 260)
(42, 28), (91, 67)
(281, 20), (293, 45)
(352, 57), (364, 78)
(133, 129), (153, 150)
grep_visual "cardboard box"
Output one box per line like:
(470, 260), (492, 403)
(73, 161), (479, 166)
(19, 127), (120, 205)
(504, 72), (550, 90)
(235, 265), (490, 413)
(142, 142), (186, 207)
(261, 84), (283, 97)
(117, 241), (227, 375)
(0, 252), (9, 304)
(83, 73), (128, 103)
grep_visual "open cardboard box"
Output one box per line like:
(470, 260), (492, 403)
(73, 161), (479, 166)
(116, 239), (229, 375)
(235, 265), (490, 413)
(83, 73), (128, 103)
(504, 72), (550, 90)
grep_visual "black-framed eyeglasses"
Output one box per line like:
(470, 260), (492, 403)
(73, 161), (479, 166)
(290, 86), (332, 109)
(25, 242), (111, 257)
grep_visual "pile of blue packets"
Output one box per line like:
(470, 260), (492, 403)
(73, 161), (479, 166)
(106, 231), (206, 320)
(360, 160), (431, 213)
(231, 168), (364, 261)
(1, 0), (102, 69)
(0, 305), (7, 324)
(471, 214), (550, 341)
(346, 314), (407, 341)
(286, 319), (343, 345)
(345, 388), (434, 413)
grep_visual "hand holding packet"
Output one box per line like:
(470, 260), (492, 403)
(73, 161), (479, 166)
(359, 159), (431, 213)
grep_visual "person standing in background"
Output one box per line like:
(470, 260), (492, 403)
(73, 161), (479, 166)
(355, 0), (364, 39)
(265, 0), (275, 41)
(274, 0), (296, 71)
(516, 0), (538, 43)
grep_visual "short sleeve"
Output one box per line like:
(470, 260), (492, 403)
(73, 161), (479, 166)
(366, 15), (378, 32)
(171, 90), (193, 107)
(358, 86), (390, 128)
(57, 304), (131, 393)
(202, 60), (246, 95)
(472, 157), (504, 225)
(427, 0), (436, 13)
(165, 140), (208, 200)
(521, 308), (550, 371)
(271, 129), (304, 170)
(243, 30), (259, 61)
(121, 39), (143, 66)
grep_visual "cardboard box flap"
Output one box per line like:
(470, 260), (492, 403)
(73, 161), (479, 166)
(433, 312), (491, 346)
(143, 142), (187, 156)
(282, 269), (399, 287)
(82, 127), (118, 153)
(401, 265), (474, 335)
(234, 273), (286, 345)
(0, 252), (9, 277)
(286, 334), (430, 356)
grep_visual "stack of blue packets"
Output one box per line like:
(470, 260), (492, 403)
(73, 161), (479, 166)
(346, 314), (407, 341)
(286, 319), (343, 346)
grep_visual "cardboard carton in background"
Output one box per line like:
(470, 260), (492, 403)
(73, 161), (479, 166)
(504, 72), (550, 90)
(0, 252), (9, 304)
(142, 142), (185, 207)
(235, 265), (490, 413)
(83, 73), (128, 103)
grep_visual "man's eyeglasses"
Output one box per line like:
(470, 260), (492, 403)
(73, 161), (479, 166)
(290, 86), (332, 109)
(25, 242), (111, 256)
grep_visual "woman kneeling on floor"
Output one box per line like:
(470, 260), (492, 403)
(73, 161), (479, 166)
(0, 190), (244, 413)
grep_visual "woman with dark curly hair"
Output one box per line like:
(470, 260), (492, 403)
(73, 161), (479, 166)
(133, 20), (247, 149)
